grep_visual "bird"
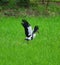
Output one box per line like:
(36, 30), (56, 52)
(21, 19), (39, 41)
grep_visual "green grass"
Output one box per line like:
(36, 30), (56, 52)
(0, 16), (60, 65)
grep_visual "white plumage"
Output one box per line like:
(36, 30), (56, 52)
(28, 26), (33, 36)
(21, 19), (39, 41)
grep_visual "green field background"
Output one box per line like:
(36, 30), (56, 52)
(0, 16), (60, 65)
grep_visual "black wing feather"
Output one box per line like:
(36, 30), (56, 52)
(21, 19), (31, 37)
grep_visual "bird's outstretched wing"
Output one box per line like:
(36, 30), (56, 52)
(21, 19), (33, 37)
(33, 26), (39, 34)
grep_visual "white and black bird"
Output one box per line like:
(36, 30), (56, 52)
(21, 19), (39, 41)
